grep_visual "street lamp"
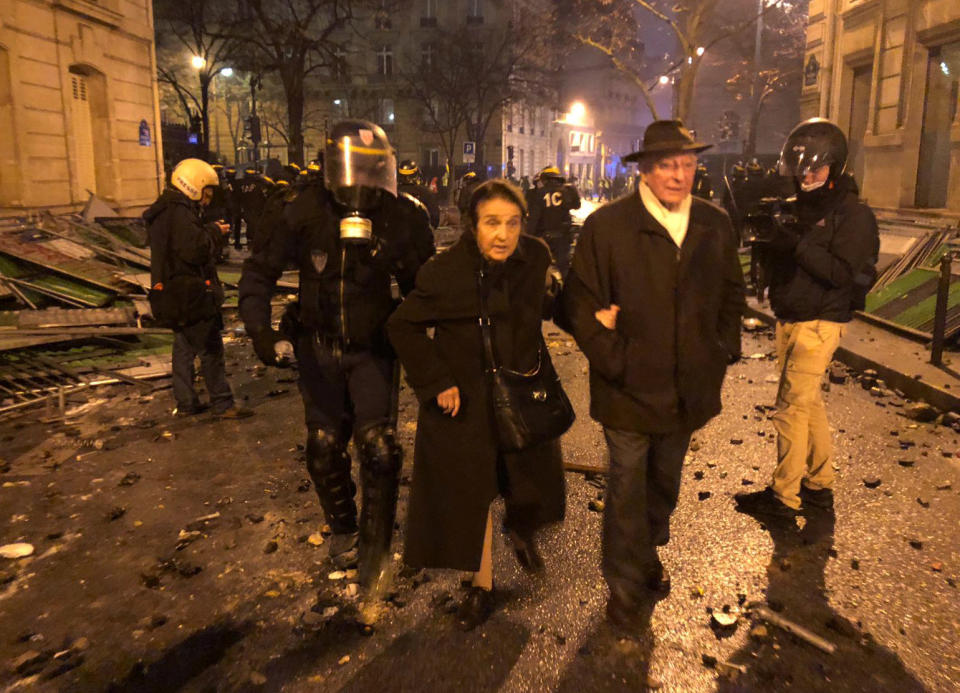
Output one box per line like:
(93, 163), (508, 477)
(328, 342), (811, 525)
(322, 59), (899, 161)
(658, 75), (670, 85)
(220, 67), (234, 78)
(569, 101), (587, 125)
(191, 55), (206, 70)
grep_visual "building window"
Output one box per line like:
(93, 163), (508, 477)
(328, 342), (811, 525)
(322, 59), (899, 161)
(376, 45), (393, 76)
(421, 0), (438, 26)
(420, 43), (436, 69)
(518, 107), (525, 135)
(916, 40), (960, 208)
(332, 46), (348, 80)
(374, 7), (391, 30)
(379, 98), (395, 125)
(467, 0), (483, 24)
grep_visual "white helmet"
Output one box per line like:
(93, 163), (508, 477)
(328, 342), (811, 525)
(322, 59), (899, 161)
(170, 158), (219, 201)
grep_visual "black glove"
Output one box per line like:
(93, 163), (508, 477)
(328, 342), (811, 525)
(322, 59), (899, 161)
(767, 219), (801, 253)
(250, 329), (290, 367)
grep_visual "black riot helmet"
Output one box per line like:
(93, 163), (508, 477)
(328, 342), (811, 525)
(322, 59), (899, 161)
(398, 159), (422, 185)
(324, 119), (397, 212)
(778, 118), (848, 181)
(746, 158), (763, 177)
(730, 162), (746, 180)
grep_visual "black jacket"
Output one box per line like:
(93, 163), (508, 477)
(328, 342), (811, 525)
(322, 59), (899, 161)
(526, 179), (581, 236)
(238, 184), (435, 348)
(144, 190), (226, 325)
(387, 233), (564, 570)
(561, 193), (744, 434)
(766, 175), (879, 323)
(398, 183), (441, 228)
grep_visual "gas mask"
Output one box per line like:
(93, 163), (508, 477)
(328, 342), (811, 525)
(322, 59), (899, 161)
(324, 120), (398, 243)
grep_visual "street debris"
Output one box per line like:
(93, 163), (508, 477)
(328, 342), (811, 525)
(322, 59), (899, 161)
(863, 476), (882, 488)
(750, 604), (837, 654)
(902, 402), (939, 423)
(0, 542), (34, 559)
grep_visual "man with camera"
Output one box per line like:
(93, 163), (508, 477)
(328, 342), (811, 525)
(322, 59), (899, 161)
(735, 118), (879, 520)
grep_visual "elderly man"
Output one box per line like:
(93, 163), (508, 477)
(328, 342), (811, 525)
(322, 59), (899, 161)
(561, 120), (745, 631)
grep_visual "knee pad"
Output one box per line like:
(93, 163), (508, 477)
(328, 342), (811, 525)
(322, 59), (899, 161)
(305, 428), (347, 474)
(356, 424), (402, 476)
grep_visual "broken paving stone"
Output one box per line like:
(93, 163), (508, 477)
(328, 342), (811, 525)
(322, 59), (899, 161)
(741, 478), (754, 486)
(118, 472), (141, 487)
(345, 583), (359, 598)
(917, 497), (930, 508)
(106, 506), (126, 521)
(693, 470), (705, 480)
(749, 624), (769, 640)
(297, 479), (312, 493)
(698, 491), (712, 501)
(863, 477), (882, 489)
(908, 539), (923, 550)
(935, 481), (952, 491)
(140, 573), (161, 589)
(851, 559), (860, 570)
(12, 649), (51, 676)
(710, 608), (740, 632)
(898, 459), (915, 468)
(264, 540), (279, 554)
(828, 366), (847, 384)
(729, 438), (743, 445)
(588, 499), (605, 512)
(0, 543), (35, 559)
(246, 513), (265, 524)
(338, 655), (351, 666)
(930, 562), (943, 572)
(903, 402), (939, 423)
(328, 571), (347, 580)
(307, 534), (324, 546)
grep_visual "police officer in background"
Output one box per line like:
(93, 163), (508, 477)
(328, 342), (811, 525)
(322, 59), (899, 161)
(527, 166), (581, 277)
(239, 120), (434, 598)
(456, 171), (480, 217)
(693, 162), (714, 200)
(397, 159), (440, 229)
(223, 166), (244, 250)
(239, 165), (272, 250)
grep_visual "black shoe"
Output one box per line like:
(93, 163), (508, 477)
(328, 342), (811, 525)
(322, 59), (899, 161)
(328, 531), (359, 569)
(646, 563), (670, 595)
(734, 487), (797, 519)
(174, 403), (209, 417)
(509, 532), (545, 575)
(456, 587), (494, 631)
(799, 485), (834, 510)
(213, 405), (254, 420)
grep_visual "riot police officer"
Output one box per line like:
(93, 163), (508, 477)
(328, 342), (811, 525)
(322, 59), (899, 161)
(238, 165), (272, 250)
(397, 159), (440, 229)
(456, 171), (480, 216)
(693, 162), (714, 200)
(239, 120), (434, 597)
(527, 166), (581, 276)
(223, 167), (243, 250)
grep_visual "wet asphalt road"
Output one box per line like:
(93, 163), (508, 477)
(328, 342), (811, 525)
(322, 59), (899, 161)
(0, 323), (958, 692)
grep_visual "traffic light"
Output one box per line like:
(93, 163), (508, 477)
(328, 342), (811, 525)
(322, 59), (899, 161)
(246, 115), (261, 144)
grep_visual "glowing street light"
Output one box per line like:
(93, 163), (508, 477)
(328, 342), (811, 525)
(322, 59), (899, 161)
(696, 46), (705, 56)
(220, 67), (234, 78)
(568, 101), (587, 125)
(658, 75), (670, 85)
(191, 55), (206, 70)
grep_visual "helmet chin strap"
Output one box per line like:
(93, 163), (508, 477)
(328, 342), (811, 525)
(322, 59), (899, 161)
(800, 179), (827, 193)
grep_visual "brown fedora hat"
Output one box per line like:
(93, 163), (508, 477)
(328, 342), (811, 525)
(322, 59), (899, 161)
(623, 120), (712, 162)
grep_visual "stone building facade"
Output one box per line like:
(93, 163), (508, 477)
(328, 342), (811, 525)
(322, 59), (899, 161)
(802, 0), (960, 211)
(0, 0), (164, 216)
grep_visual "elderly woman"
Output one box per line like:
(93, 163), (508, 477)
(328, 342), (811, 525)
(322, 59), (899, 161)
(387, 179), (566, 630)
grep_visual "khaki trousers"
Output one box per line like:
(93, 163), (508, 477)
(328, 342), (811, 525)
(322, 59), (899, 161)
(771, 319), (846, 509)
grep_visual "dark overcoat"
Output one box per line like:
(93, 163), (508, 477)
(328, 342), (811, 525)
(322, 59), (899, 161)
(387, 233), (565, 571)
(560, 193), (745, 434)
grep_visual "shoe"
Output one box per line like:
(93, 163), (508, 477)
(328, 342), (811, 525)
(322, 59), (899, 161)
(646, 563), (670, 595)
(174, 403), (209, 417)
(213, 405), (254, 420)
(509, 531), (544, 574)
(328, 531), (359, 569)
(799, 485), (834, 510)
(456, 586), (494, 631)
(734, 487), (797, 519)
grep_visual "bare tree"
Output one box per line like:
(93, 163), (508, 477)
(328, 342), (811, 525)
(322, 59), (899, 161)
(154, 0), (241, 159)
(563, 0), (793, 121)
(233, 0), (375, 165)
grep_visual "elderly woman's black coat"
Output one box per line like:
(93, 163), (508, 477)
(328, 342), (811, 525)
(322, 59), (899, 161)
(387, 232), (565, 571)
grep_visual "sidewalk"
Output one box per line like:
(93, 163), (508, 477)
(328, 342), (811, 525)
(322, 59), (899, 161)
(745, 297), (960, 413)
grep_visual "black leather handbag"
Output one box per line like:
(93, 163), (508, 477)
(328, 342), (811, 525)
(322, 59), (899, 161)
(478, 269), (575, 452)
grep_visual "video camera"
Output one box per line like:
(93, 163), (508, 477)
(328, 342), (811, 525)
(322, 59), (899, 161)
(742, 196), (800, 245)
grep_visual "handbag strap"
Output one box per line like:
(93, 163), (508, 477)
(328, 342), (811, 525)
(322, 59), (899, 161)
(476, 268), (500, 374)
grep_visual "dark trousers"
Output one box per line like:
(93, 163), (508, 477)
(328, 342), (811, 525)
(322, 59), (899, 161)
(544, 229), (572, 278)
(295, 333), (395, 437)
(172, 316), (234, 412)
(602, 427), (691, 605)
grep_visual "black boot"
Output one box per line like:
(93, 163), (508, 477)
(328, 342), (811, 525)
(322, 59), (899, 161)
(356, 425), (402, 596)
(305, 428), (359, 568)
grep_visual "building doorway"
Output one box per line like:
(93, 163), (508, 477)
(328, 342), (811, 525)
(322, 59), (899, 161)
(916, 41), (960, 208)
(68, 65), (113, 201)
(847, 64), (872, 188)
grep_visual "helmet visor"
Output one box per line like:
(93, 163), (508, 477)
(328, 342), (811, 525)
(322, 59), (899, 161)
(325, 132), (397, 209)
(778, 140), (837, 178)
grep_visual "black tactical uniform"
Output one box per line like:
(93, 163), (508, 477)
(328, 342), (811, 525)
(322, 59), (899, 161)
(239, 121), (434, 595)
(527, 169), (581, 276)
(693, 163), (714, 200)
(238, 169), (272, 250)
(224, 168), (243, 249)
